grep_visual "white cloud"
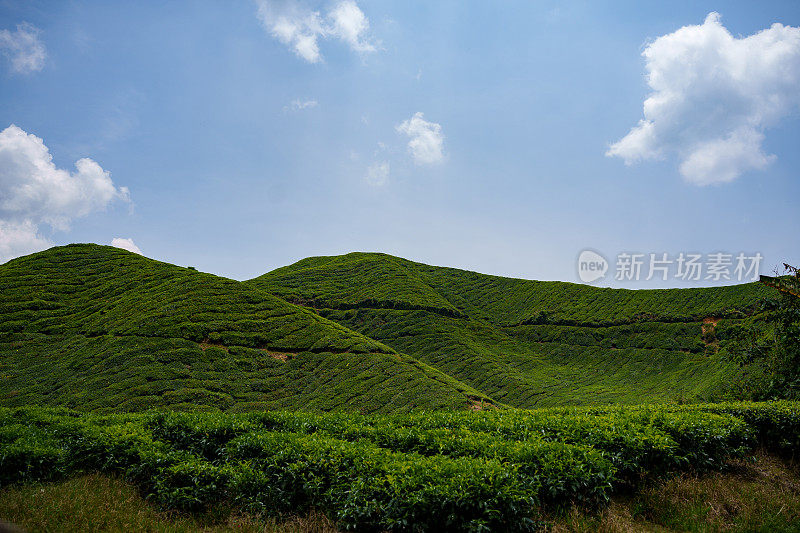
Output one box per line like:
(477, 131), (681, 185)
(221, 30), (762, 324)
(0, 220), (51, 262)
(285, 98), (318, 111)
(0, 22), (46, 74)
(0, 125), (130, 262)
(678, 128), (775, 185)
(256, 0), (376, 63)
(111, 237), (142, 255)
(607, 13), (800, 185)
(264, 5), (325, 63)
(396, 112), (445, 165)
(365, 161), (389, 186)
(328, 0), (375, 54)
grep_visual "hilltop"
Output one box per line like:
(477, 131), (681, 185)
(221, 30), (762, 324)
(249, 252), (772, 407)
(0, 245), (773, 412)
(250, 252), (770, 325)
(0, 245), (486, 413)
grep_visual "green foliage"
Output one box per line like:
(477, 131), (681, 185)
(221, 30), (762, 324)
(0, 425), (64, 485)
(320, 308), (737, 408)
(0, 332), (484, 413)
(0, 403), (796, 531)
(250, 252), (770, 326)
(1, 245), (791, 529)
(0, 245), (775, 411)
(695, 401), (800, 455)
(248, 252), (769, 408)
(0, 245), (390, 354)
(0, 245), (490, 413)
(724, 265), (800, 400)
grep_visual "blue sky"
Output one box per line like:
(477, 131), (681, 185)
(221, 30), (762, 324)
(0, 1), (798, 287)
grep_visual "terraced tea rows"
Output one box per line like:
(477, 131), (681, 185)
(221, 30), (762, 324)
(250, 252), (770, 325)
(0, 245), (774, 411)
(2, 402), (797, 531)
(0, 245), (486, 412)
(249, 252), (771, 407)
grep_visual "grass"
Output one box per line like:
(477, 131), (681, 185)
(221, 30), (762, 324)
(553, 450), (800, 532)
(0, 474), (338, 533)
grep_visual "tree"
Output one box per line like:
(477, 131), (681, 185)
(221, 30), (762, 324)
(727, 264), (800, 400)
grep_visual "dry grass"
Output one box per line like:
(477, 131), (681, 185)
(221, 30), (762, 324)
(0, 474), (338, 533)
(552, 450), (800, 532)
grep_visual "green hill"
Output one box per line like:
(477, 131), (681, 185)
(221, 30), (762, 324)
(0, 245), (487, 413)
(249, 252), (772, 407)
(250, 252), (770, 325)
(0, 246), (773, 413)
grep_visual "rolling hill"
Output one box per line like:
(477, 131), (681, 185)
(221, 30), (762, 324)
(0, 245), (773, 413)
(0, 245), (487, 413)
(250, 252), (770, 325)
(249, 252), (773, 407)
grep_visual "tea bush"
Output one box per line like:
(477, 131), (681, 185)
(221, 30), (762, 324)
(1, 402), (797, 531)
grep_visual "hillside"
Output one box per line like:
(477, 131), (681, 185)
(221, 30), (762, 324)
(0, 246), (773, 412)
(249, 252), (772, 407)
(251, 252), (770, 325)
(0, 245), (487, 412)
(2, 244), (794, 530)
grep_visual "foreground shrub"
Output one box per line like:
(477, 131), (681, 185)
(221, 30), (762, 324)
(0, 401), (798, 530)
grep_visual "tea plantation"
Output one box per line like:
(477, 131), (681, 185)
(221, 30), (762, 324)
(1, 245), (772, 411)
(250, 252), (772, 407)
(250, 252), (770, 324)
(1, 244), (793, 530)
(0, 245), (487, 412)
(1, 402), (798, 531)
